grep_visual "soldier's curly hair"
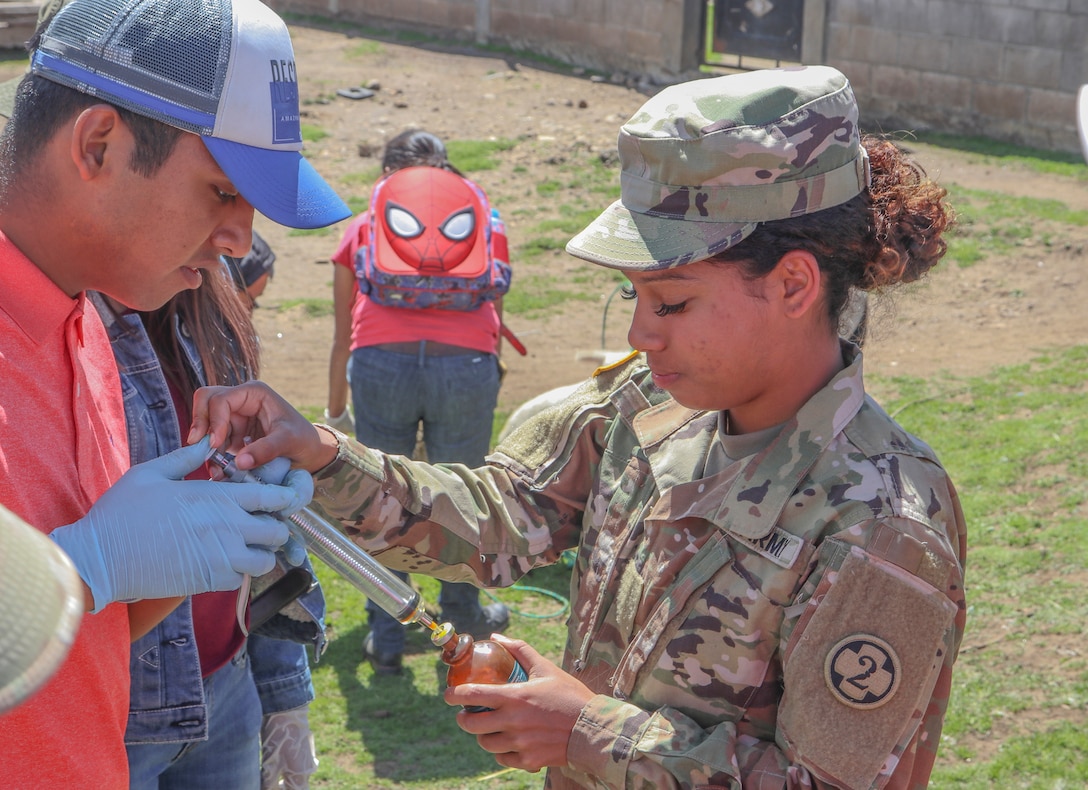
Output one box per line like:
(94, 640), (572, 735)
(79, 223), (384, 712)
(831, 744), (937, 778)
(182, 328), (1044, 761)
(714, 134), (954, 330)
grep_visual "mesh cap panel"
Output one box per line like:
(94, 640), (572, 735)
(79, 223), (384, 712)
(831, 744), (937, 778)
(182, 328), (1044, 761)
(35, 0), (232, 134)
(26, 0), (352, 229)
(0, 505), (83, 714)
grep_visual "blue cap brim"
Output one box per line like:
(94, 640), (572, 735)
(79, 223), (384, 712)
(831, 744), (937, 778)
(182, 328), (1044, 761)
(202, 136), (350, 230)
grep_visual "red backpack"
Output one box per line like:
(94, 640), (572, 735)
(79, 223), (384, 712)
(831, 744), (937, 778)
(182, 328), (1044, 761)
(354, 166), (512, 311)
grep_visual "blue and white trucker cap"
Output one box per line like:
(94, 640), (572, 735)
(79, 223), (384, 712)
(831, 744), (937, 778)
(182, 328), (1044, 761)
(31, 0), (350, 230)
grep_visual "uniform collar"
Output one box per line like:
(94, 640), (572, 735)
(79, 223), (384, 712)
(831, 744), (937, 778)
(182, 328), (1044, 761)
(633, 343), (867, 540)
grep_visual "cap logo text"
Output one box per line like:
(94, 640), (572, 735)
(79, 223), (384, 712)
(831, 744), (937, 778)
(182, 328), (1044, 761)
(268, 59), (301, 145)
(269, 59), (297, 83)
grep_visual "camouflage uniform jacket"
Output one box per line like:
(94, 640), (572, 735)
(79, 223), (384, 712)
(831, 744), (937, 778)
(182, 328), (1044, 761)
(311, 344), (967, 790)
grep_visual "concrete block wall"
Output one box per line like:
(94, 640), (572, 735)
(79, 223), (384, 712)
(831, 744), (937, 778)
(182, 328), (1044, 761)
(825, 0), (1087, 152)
(0, 2), (42, 50)
(276, 0), (477, 36)
(487, 0), (692, 81)
(269, 0), (699, 83)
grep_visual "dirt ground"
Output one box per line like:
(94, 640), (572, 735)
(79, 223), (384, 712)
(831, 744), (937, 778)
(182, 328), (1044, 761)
(229, 23), (1088, 417)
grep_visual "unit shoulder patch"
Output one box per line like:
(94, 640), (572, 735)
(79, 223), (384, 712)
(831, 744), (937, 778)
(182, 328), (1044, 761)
(824, 633), (901, 709)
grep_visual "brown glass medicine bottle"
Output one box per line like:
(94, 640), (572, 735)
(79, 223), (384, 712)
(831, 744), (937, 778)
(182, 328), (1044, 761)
(432, 622), (527, 712)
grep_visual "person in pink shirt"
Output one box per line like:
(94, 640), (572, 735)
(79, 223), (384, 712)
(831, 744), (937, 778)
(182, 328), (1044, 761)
(327, 129), (510, 674)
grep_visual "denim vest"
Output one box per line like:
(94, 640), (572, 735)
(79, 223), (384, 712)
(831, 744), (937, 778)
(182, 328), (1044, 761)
(90, 294), (327, 744)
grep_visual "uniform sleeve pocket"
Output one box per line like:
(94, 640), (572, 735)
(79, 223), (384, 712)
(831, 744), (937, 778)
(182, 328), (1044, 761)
(777, 544), (957, 789)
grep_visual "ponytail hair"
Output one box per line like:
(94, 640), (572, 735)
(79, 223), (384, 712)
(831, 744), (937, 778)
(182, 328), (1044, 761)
(381, 129), (464, 176)
(713, 134), (954, 329)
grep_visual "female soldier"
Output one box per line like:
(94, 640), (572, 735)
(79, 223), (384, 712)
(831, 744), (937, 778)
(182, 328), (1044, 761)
(192, 66), (966, 789)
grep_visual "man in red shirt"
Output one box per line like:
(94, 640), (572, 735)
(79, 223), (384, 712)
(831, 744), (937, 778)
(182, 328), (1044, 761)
(0, 0), (349, 785)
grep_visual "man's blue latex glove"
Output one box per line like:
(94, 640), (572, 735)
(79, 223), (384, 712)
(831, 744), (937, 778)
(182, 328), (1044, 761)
(248, 456), (312, 567)
(49, 437), (311, 612)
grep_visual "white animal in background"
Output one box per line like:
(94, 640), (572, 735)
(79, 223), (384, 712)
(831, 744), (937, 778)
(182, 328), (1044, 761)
(1078, 84), (1088, 164)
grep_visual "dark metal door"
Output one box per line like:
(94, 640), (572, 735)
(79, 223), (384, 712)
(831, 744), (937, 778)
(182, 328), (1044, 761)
(707, 0), (803, 65)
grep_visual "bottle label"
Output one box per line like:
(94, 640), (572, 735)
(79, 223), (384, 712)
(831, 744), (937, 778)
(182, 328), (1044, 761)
(463, 660), (528, 713)
(507, 661), (528, 684)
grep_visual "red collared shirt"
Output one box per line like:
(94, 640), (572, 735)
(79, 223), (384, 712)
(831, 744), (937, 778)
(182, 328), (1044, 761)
(0, 231), (131, 787)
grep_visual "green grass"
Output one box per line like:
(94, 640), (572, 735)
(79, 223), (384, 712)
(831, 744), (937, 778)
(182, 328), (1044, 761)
(284, 13), (432, 46)
(941, 184), (1088, 267)
(307, 567), (570, 789)
(284, 13), (599, 80)
(872, 347), (1088, 785)
(287, 226), (339, 238)
(901, 134), (1088, 269)
(345, 40), (385, 58)
(932, 722), (1088, 788)
(910, 132), (1088, 180)
(294, 343), (1088, 788)
(273, 104), (1088, 786)
(500, 272), (599, 315)
(447, 138), (519, 172)
(512, 156), (620, 266)
(301, 124), (330, 143)
(343, 196), (369, 217)
(341, 169), (383, 188)
(275, 297), (335, 318)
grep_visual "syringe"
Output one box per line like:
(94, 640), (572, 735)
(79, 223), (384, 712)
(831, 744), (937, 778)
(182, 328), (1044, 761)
(208, 449), (439, 634)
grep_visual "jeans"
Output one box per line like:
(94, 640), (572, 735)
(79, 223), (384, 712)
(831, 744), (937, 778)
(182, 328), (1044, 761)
(349, 343), (500, 654)
(127, 648), (262, 790)
(249, 635), (315, 716)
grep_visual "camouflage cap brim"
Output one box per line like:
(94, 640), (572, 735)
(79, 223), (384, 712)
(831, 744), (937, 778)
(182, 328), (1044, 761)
(566, 198), (757, 271)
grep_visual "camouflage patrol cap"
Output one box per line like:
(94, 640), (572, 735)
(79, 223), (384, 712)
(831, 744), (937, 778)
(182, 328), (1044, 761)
(566, 65), (870, 271)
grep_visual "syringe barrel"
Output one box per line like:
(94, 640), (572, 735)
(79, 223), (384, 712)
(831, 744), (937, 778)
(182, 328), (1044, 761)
(284, 507), (422, 624)
(208, 450), (423, 625)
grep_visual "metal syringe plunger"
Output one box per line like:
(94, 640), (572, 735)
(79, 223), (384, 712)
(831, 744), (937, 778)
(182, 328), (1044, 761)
(207, 449), (439, 633)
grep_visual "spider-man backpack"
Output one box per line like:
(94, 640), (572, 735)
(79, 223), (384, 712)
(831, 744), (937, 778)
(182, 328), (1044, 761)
(355, 166), (512, 310)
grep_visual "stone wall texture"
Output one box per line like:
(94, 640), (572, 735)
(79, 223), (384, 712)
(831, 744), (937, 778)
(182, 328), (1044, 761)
(824, 0), (1086, 153)
(271, 0), (700, 81)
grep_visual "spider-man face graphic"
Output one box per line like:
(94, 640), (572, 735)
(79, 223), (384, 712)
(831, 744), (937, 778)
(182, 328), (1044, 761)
(373, 166), (488, 276)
